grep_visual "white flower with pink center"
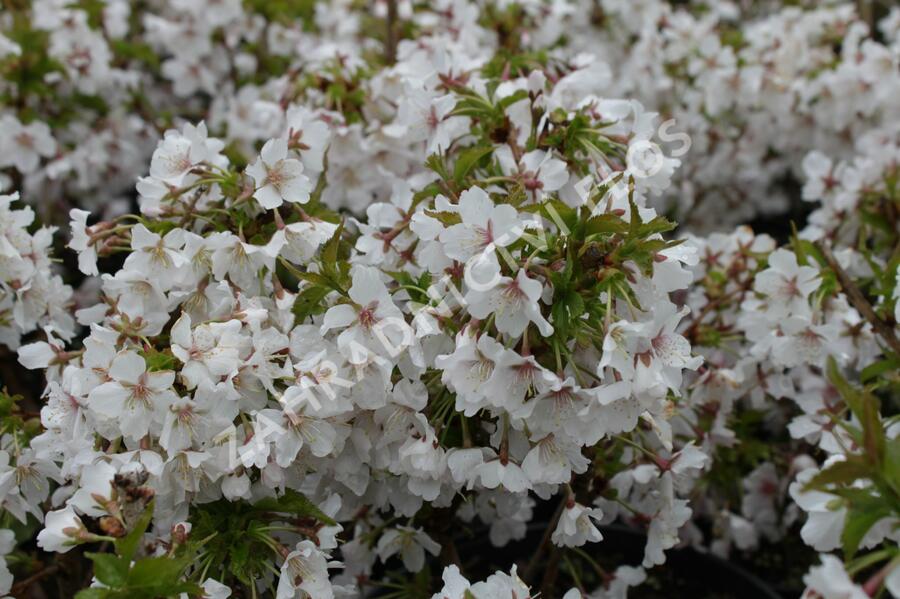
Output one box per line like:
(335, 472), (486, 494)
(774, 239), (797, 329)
(465, 269), (553, 338)
(247, 137), (311, 209)
(439, 186), (523, 264)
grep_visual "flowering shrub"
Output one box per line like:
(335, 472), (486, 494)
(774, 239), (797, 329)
(0, 1), (898, 598)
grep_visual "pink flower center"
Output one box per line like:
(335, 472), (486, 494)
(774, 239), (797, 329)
(426, 106), (441, 130)
(266, 162), (289, 192)
(358, 301), (379, 328)
(501, 279), (526, 302)
(779, 275), (800, 299)
(15, 132), (34, 149)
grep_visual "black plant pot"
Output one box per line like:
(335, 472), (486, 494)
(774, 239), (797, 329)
(405, 522), (786, 599)
(588, 524), (784, 599)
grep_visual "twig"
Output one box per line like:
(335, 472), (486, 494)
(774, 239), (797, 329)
(11, 564), (59, 597)
(856, 0), (874, 34)
(684, 277), (752, 342)
(385, 0), (398, 65)
(0, 347), (31, 402)
(541, 545), (562, 598)
(817, 241), (900, 356)
(437, 533), (463, 570)
(523, 494), (567, 583)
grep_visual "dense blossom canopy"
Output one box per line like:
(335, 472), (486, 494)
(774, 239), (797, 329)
(0, 0), (898, 598)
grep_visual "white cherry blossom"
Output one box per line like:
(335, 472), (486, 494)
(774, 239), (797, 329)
(247, 137), (311, 209)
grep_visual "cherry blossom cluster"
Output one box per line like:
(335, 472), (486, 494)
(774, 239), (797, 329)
(676, 136), (900, 595)
(801, 125), (900, 254)
(431, 564), (645, 599)
(6, 9), (717, 593)
(0, 192), (74, 350)
(3, 0), (898, 235)
(534, 0), (900, 230)
(0, 0), (490, 221)
(1, 1), (899, 598)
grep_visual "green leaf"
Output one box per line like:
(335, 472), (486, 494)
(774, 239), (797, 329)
(859, 209), (894, 235)
(803, 456), (871, 491)
(883, 437), (900, 496)
(125, 556), (189, 588)
(425, 154), (450, 180)
(551, 290), (584, 340)
(635, 215), (677, 237)
(251, 489), (336, 525)
(424, 210), (462, 227)
(790, 222), (808, 265)
(321, 220), (345, 267)
(860, 391), (885, 467)
(627, 185), (642, 237)
(292, 284), (332, 325)
(584, 213), (628, 237)
(228, 539), (253, 585)
(794, 239), (827, 267)
(109, 40), (160, 69)
(825, 357), (884, 466)
(116, 500), (154, 562)
(86, 553), (128, 587)
(152, 582), (202, 597)
(826, 357), (864, 419)
(496, 89), (529, 110)
(842, 501), (893, 558)
(539, 200), (578, 234)
(139, 348), (176, 373)
(860, 355), (900, 383)
(453, 145), (494, 184)
(75, 589), (111, 599)
(140, 219), (178, 237)
(450, 94), (498, 119)
(292, 270), (336, 289)
(72, 93), (109, 114)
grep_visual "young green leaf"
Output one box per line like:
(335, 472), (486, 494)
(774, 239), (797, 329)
(251, 489), (336, 525)
(85, 553), (128, 588)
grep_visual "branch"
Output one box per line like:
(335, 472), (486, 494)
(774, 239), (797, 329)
(817, 242), (900, 356)
(10, 564), (59, 597)
(523, 494), (567, 584)
(385, 0), (398, 65)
